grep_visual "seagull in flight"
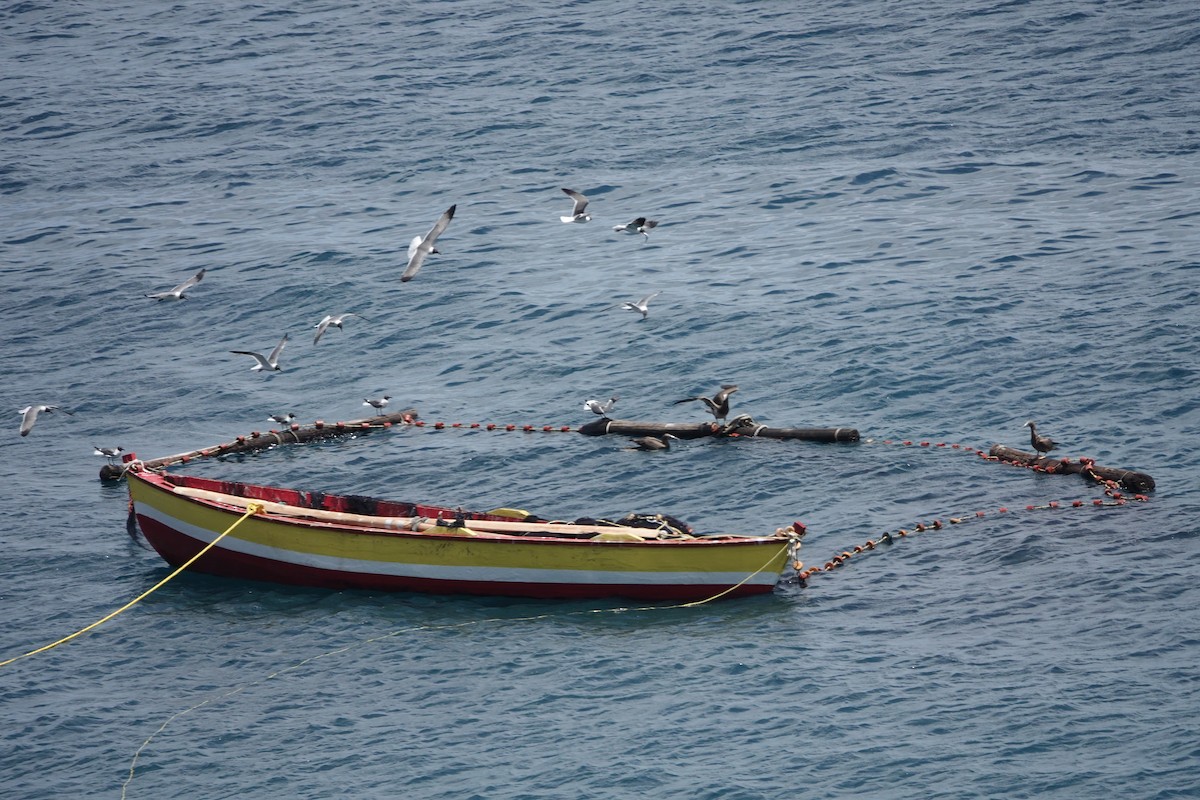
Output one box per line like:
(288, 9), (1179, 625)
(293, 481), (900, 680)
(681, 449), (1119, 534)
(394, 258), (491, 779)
(313, 312), (370, 344)
(146, 268), (206, 301)
(584, 395), (619, 416)
(673, 384), (739, 422)
(560, 188), (591, 223)
(268, 413), (296, 426)
(401, 204), (456, 282)
(612, 217), (659, 239)
(364, 395), (392, 415)
(609, 291), (661, 320)
(230, 333), (289, 372)
(18, 404), (73, 437)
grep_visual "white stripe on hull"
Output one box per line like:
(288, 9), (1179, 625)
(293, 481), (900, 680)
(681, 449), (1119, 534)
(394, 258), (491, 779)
(136, 503), (779, 588)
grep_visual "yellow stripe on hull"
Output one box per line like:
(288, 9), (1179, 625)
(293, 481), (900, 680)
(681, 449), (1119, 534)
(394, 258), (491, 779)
(128, 472), (793, 594)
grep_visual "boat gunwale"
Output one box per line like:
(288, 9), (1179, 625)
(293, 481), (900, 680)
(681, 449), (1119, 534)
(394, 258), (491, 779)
(129, 469), (787, 549)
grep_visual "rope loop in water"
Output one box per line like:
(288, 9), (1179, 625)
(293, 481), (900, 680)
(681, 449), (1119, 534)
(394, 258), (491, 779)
(0, 502), (263, 669)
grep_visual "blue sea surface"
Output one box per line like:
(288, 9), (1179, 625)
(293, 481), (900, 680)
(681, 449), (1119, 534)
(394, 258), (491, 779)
(3, 1), (1199, 798)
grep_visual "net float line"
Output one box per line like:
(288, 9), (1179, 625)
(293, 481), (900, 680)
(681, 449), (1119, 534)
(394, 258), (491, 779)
(862, 437), (1155, 494)
(406, 417), (858, 442)
(793, 488), (1151, 583)
(577, 417), (860, 442)
(98, 408), (421, 481)
(405, 420), (576, 433)
(987, 444), (1154, 493)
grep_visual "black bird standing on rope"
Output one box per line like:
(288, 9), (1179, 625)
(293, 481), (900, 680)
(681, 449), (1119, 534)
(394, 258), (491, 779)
(673, 384), (739, 422)
(1023, 420), (1060, 459)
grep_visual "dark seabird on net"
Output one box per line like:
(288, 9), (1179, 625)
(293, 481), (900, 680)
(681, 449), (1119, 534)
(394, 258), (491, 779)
(1023, 420), (1060, 458)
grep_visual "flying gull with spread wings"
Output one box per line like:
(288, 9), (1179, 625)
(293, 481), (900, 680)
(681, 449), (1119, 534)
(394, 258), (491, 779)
(18, 404), (73, 437)
(230, 333), (289, 372)
(313, 312), (370, 344)
(612, 217), (659, 239)
(673, 384), (739, 422)
(401, 205), (456, 282)
(559, 188), (591, 223)
(145, 268), (206, 301)
(608, 291), (661, 321)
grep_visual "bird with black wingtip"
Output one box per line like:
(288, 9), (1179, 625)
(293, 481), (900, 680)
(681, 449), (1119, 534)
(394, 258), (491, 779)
(673, 384), (739, 423)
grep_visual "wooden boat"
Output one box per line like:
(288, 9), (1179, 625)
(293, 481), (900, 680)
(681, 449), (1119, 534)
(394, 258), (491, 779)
(127, 470), (801, 601)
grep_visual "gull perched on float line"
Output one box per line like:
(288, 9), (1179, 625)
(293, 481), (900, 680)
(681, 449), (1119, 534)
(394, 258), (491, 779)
(313, 312), (370, 344)
(673, 384), (739, 422)
(584, 395), (619, 416)
(401, 205), (456, 283)
(1023, 420), (1060, 459)
(94, 445), (125, 462)
(230, 333), (289, 372)
(145, 268), (206, 301)
(608, 291), (661, 321)
(18, 404), (73, 437)
(364, 395), (392, 415)
(559, 188), (591, 223)
(612, 217), (659, 239)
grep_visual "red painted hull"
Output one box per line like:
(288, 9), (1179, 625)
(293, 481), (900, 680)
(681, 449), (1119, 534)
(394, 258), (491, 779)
(128, 470), (798, 601)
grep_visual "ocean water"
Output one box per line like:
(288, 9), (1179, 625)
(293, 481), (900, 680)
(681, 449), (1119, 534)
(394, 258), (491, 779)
(3, 0), (1199, 797)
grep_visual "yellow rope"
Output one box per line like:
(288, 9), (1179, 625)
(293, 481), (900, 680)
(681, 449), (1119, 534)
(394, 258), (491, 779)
(674, 540), (793, 607)
(119, 536), (795, 793)
(0, 502), (263, 669)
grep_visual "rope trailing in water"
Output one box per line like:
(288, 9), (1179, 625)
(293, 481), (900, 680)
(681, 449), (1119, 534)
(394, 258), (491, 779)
(120, 537), (800, 795)
(674, 539), (796, 607)
(794, 482), (1148, 582)
(0, 502), (263, 669)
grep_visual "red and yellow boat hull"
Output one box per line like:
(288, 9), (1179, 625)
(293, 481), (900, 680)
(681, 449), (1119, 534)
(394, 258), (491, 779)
(128, 471), (796, 601)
